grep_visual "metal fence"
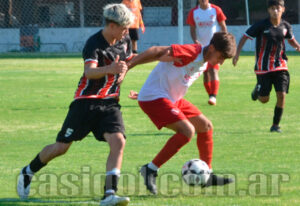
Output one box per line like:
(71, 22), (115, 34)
(0, 0), (299, 53)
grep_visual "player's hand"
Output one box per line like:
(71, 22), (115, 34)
(232, 55), (239, 66)
(128, 90), (138, 100)
(109, 55), (128, 74)
(116, 70), (127, 85)
(295, 46), (300, 52)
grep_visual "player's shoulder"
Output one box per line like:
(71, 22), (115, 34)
(281, 19), (292, 27)
(209, 3), (222, 11)
(188, 6), (199, 14)
(85, 30), (103, 47)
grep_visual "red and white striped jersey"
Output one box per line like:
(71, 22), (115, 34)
(186, 4), (226, 46)
(74, 30), (132, 100)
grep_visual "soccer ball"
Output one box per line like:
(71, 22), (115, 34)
(181, 159), (211, 186)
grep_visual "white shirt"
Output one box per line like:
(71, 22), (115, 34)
(186, 4), (226, 46)
(138, 44), (207, 103)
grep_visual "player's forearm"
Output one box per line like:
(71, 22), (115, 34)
(189, 26), (198, 44)
(84, 65), (110, 79)
(127, 46), (169, 69)
(288, 38), (300, 51)
(236, 36), (248, 57)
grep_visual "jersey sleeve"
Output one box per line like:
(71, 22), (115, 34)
(82, 38), (99, 65)
(186, 8), (196, 26)
(211, 4), (227, 22)
(245, 21), (264, 40)
(284, 21), (294, 40)
(171, 44), (202, 67)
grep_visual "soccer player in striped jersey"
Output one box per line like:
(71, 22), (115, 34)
(233, 0), (300, 133)
(187, 0), (227, 105)
(127, 32), (236, 194)
(17, 4), (134, 206)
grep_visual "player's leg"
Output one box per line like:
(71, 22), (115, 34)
(129, 28), (139, 54)
(101, 132), (129, 206)
(189, 114), (233, 187)
(17, 99), (91, 199)
(270, 71), (289, 133)
(204, 64), (220, 105)
(256, 73), (271, 104)
(95, 100), (129, 205)
(138, 98), (194, 194)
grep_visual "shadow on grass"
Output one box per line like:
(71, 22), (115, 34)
(0, 197), (99, 205)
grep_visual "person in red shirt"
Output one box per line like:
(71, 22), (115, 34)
(122, 0), (145, 54)
(187, 0), (227, 105)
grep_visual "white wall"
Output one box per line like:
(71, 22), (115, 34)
(1, 25), (300, 53)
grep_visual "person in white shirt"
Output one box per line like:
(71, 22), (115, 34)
(187, 0), (227, 105)
(127, 32), (236, 194)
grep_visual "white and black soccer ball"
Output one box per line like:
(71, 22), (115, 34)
(182, 159), (211, 186)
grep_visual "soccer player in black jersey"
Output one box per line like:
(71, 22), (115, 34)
(233, 0), (300, 133)
(17, 4), (134, 206)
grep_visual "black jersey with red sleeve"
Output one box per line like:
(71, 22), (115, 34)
(74, 30), (133, 100)
(244, 18), (294, 74)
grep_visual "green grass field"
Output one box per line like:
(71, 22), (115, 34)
(0, 53), (300, 206)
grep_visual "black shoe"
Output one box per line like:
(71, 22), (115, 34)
(202, 173), (233, 188)
(251, 84), (259, 101)
(140, 164), (158, 194)
(270, 125), (282, 133)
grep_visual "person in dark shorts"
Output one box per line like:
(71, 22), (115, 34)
(233, 0), (300, 133)
(17, 4), (134, 206)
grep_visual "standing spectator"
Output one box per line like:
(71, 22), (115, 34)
(187, 0), (227, 105)
(17, 4), (134, 206)
(233, 0), (300, 132)
(122, 0), (145, 54)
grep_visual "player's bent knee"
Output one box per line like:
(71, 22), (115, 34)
(106, 133), (126, 151)
(259, 96), (269, 103)
(54, 142), (71, 156)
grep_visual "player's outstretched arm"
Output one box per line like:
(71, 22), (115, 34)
(288, 38), (300, 52)
(127, 46), (171, 69)
(232, 35), (248, 66)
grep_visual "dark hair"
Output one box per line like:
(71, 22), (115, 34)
(209, 32), (236, 59)
(268, 0), (284, 8)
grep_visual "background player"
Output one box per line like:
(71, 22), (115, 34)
(17, 4), (134, 206)
(127, 32), (236, 194)
(233, 0), (300, 133)
(187, 0), (227, 105)
(122, 0), (145, 54)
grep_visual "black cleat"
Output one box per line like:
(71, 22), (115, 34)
(251, 84), (259, 101)
(202, 173), (233, 188)
(270, 125), (282, 133)
(140, 164), (158, 194)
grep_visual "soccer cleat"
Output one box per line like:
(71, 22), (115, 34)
(201, 173), (233, 188)
(208, 96), (217, 105)
(100, 194), (130, 206)
(140, 164), (158, 194)
(17, 167), (33, 199)
(251, 84), (259, 101)
(270, 125), (282, 133)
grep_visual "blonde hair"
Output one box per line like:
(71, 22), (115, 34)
(103, 4), (134, 26)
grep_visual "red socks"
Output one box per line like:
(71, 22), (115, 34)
(204, 80), (219, 96)
(152, 133), (191, 168)
(197, 130), (213, 168)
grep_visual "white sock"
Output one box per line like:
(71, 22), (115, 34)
(106, 168), (120, 177)
(148, 162), (159, 171)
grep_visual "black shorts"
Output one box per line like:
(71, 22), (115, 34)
(129, 28), (139, 41)
(56, 98), (125, 143)
(256, 70), (290, 97)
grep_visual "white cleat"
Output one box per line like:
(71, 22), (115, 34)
(100, 194), (130, 206)
(17, 167), (32, 199)
(208, 96), (217, 105)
